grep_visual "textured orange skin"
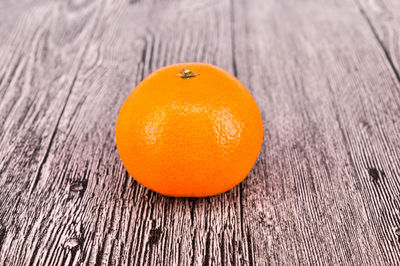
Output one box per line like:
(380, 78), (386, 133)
(116, 63), (263, 197)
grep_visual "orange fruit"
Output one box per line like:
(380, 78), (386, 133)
(116, 62), (263, 197)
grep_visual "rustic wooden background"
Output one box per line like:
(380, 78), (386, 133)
(1, 0), (400, 265)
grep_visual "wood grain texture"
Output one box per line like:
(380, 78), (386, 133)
(1, 0), (400, 265)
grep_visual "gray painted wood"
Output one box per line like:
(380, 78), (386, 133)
(1, 0), (400, 265)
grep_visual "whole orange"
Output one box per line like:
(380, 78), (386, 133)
(116, 62), (263, 197)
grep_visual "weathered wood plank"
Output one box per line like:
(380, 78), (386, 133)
(0, 1), (120, 265)
(236, 0), (400, 264)
(357, 0), (400, 82)
(1, 0), (400, 265)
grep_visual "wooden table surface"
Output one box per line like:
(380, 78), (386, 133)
(1, 0), (400, 265)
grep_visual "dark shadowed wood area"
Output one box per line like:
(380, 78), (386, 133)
(1, 0), (400, 265)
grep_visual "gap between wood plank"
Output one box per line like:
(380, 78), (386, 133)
(355, 0), (400, 86)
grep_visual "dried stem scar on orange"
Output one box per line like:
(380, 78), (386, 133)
(116, 63), (263, 197)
